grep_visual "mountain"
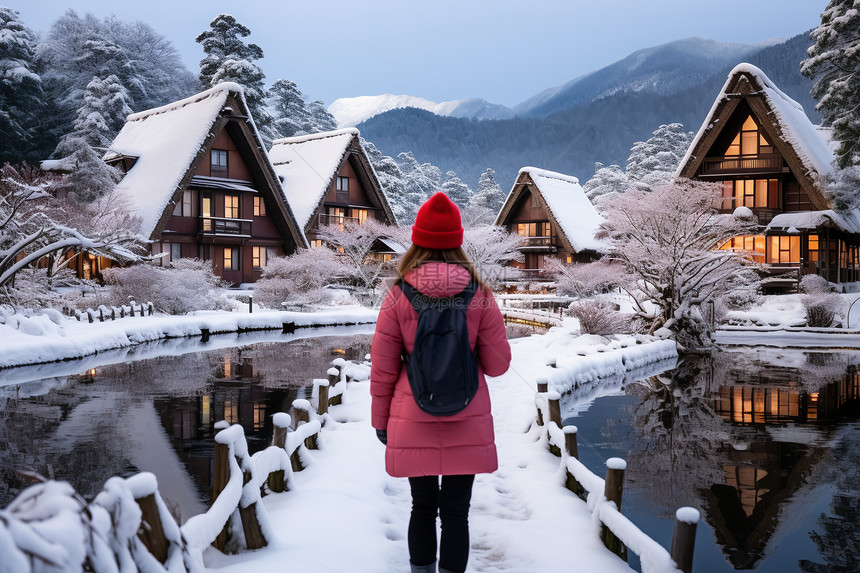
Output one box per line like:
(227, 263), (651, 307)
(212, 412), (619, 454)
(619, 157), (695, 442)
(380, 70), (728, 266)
(328, 94), (514, 127)
(356, 33), (818, 191)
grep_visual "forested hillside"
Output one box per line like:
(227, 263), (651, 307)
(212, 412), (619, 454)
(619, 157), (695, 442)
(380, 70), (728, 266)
(358, 33), (818, 190)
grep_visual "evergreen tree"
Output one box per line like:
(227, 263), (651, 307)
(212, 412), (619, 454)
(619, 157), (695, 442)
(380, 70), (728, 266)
(361, 139), (410, 224)
(398, 151), (441, 201)
(51, 136), (122, 202)
(626, 123), (693, 189)
(269, 79), (337, 139)
(65, 75), (133, 149)
(440, 170), (471, 209)
(0, 7), (43, 163)
(584, 162), (629, 210)
(470, 168), (506, 212)
(196, 14), (269, 135)
(802, 0), (860, 168)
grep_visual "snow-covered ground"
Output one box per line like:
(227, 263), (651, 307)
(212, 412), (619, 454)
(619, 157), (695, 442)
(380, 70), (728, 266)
(2, 292), (859, 572)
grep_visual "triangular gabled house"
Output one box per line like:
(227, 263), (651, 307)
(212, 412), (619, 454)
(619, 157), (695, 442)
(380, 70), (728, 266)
(268, 128), (397, 249)
(495, 167), (608, 279)
(676, 63), (860, 287)
(104, 82), (307, 285)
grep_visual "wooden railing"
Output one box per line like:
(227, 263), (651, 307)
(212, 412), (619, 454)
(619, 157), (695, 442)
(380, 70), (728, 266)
(72, 301), (154, 322)
(700, 154), (783, 175)
(0, 359), (357, 572)
(199, 216), (252, 236)
(533, 372), (697, 573)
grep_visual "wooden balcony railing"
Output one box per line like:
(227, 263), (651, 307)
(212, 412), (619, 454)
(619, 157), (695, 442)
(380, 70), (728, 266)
(701, 154), (784, 175)
(519, 236), (556, 251)
(199, 216), (252, 236)
(317, 213), (364, 227)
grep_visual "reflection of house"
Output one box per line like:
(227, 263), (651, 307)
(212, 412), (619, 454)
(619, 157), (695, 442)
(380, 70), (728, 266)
(495, 167), (607, 278)
(268, 128), (398, 252)
(104, 83), (307, 285)
(676, 63), (858, 290)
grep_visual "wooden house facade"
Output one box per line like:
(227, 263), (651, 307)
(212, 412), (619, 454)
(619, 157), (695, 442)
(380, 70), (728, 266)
(677, 63), (859, 289)
(268, 128), (398, 255)
(495, 167), (607, 279)
(104, 83), (306, 285)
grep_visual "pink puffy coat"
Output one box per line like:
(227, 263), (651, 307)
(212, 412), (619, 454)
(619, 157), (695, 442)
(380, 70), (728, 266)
(371, 262), (511, 478)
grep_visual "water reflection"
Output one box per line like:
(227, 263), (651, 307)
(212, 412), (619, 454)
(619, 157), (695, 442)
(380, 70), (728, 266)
(564, 349), (860, 572)
(0, 328), (373, 523)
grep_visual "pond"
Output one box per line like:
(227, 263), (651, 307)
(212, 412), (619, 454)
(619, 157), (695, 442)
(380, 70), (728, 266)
(0, 325), (374, 523)
(564, 347), (860, 573)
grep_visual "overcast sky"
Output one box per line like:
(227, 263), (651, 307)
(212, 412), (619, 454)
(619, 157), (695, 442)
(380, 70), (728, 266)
(15, 0), (829, 108)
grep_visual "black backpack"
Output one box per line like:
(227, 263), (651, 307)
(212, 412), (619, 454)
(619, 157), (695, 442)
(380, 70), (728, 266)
(399, 280), (480, 416)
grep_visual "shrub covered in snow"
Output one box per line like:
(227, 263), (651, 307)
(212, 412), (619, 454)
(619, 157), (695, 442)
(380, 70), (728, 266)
(546, 258), (624, 297)
(102, 258), (229, 314)
(570, 299), (635, 335)
(800, 274), (842, 327)
(253, 247), (353, 309)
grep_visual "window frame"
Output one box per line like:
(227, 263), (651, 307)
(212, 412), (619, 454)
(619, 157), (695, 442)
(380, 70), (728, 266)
(210, 148), (228, 177)
(223, 246), (240, 271)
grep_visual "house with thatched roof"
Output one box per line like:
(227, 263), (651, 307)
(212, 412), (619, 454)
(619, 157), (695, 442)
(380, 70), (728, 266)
(103, 82), (306, 285)
(495, 166), (607, 279)
(676, 63), (859, 288)
(268, 128), (398, 255)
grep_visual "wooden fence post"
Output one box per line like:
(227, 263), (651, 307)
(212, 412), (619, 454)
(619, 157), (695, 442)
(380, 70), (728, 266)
(671, 507), (700, 573)
(316, 380), (330, 416)
(211, 440), (231, 552)
(292, 400), (317, 450)
(238, 467), (267, 550)
(134, 493), (169, 564)
(268, 413), (290, 493)
(327, 366), (342, 406)
(535, 378), (548, 426)
(601, 457), (628, 561)
(563, 425), (585, 499)
(548, 391), (561, 428)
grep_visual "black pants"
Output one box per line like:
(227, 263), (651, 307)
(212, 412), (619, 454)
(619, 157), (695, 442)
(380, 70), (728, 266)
(408, 474), (475, 573)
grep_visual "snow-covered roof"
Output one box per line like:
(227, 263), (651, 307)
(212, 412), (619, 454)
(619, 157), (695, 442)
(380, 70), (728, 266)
(268, 129), (359, 229)
(517, 166), (609, 253)
(677, 63), (835, 182)
(105, 83), (248, 238)
(374, 236), (407, 254)
(766, 209), (860, 234)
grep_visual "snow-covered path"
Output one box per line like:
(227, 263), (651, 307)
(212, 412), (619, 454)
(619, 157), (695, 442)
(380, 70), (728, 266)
(203, 334), (638, 573)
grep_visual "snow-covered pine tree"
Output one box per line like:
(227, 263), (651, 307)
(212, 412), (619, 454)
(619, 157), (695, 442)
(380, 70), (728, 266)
(66, 75), (133, 149)
(583, 162), (629, 211)
(0, 7), (43, 164)
(802, 0), (860, 168)
(361, 139), (413, 223)
(268, 79), (337, 139)
(825, 165), (860, 212)
(36, 11), (197, 159)
(440, 170), (471, 209)
(51, 136), (122, 203)
(196, 14), (270, 138)
(469, 168), (506, 213)
(625, 123), (694, 190)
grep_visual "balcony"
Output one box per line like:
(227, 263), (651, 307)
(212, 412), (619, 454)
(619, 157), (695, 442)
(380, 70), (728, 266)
(700, 154), (784, 176)
(199, 217), (252, 236)
(317, 213), (364, 227)
(519, 236), (557, 252)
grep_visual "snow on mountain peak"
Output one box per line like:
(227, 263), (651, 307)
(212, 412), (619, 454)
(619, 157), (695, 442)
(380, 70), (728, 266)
(328, 94), (513, 127)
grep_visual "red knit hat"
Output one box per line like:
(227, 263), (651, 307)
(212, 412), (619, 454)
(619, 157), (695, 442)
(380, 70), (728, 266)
(411, 192), (463, 249)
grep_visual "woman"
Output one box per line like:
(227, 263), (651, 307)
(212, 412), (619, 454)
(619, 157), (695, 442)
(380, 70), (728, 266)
(371, 192), (511, 573)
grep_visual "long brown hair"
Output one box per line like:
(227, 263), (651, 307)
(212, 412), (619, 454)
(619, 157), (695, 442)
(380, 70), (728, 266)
(395, 245), (484, 287)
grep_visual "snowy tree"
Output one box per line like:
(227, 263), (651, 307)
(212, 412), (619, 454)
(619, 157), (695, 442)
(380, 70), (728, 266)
(50, 136), (123, 202)
(439, 171), (471, 209)
(469, 168), (506, 213)
(824, 165), (860, 212)
(361, 139), (411, 223)
(398, 151), (442, 199)
(268, 78), (337, 139)
(583, 162), (629, 211)
(102, 258), (228, 314)
(253, 246), (347, 309)
(802, 0), (860, 168)
(65, 75), (133, 149)
(545, 258), (625, 297)
(314, 218), (397, 303)
(598, 179), (760, 348)
(0, 7), (43, 164)
(0, 163), (147, 305)
(625, 123), (694, 190)
(36, 11), (197, 154)
(196, 14), (269, 135)
(462, 225), (523, 289)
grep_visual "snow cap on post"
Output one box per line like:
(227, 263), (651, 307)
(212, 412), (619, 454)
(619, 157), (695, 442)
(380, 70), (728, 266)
(412, 192), (463, 249)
